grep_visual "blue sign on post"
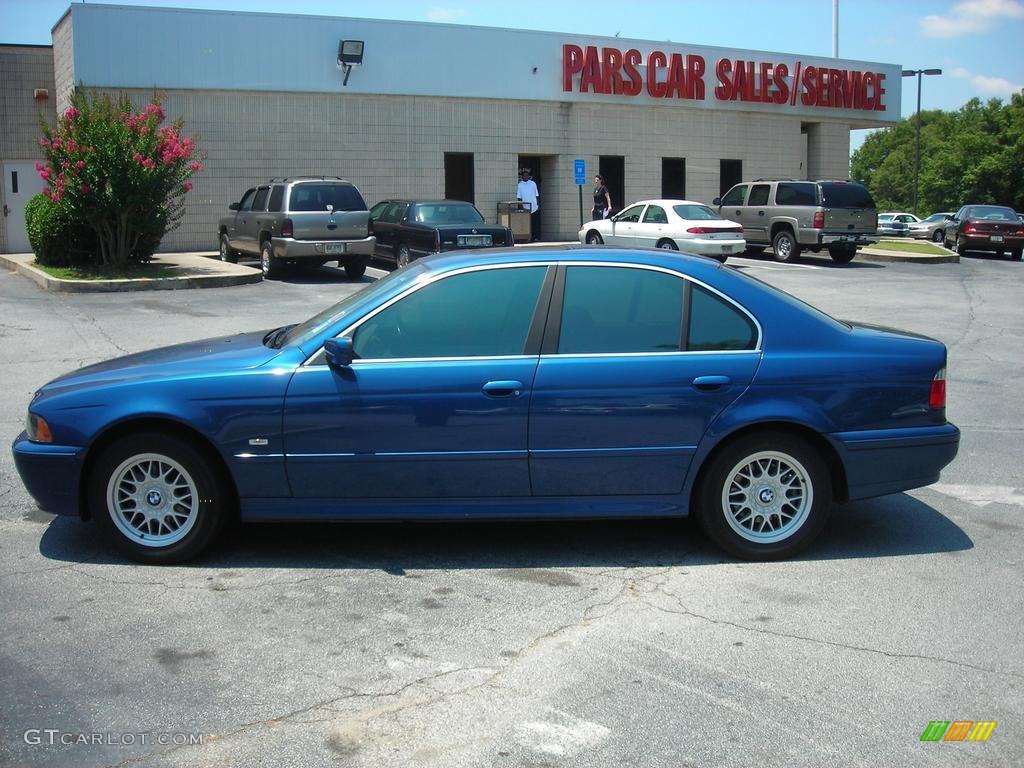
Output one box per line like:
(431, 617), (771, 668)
(573, 159), (586, 185)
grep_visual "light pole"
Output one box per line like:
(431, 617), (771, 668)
(901, 68), (942, 214)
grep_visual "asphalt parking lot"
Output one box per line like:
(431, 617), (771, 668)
(1, 251), (1021, 767)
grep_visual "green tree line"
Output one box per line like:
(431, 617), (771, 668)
(851, 92), (1024, 215)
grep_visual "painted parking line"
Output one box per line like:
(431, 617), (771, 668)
(728, 257), (821, 270)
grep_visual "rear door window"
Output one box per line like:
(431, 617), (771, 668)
(267, 185), (285, 212)
(820, 183), (875, 209)
(775, 182), (817, 205)
(747, 184), (771, 206)
(251, 186), (270, 212)
(687, 285), (757, 351)
(642, 205), (668, 224)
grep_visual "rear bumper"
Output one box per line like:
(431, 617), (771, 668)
(680, 237), (746, 257)
(272, 235), (376, 260)
(816, 233), (878, 246)
(959, 234), (1024, 251)
(11, 432), (84, 516)
(827, 423), (960, 501)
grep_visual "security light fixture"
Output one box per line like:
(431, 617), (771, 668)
(337, 40), (365, 86)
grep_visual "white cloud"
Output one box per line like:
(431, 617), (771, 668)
(950, 66), (1024, 95)
(921, 0), (1024, 38)
(427, 7), (467, 22)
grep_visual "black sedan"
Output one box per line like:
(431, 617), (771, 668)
(369, 199), (514, 267)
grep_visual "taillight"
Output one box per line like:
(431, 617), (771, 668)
(813, 211), (824, 228)
(281, 218), (294, 237)
(964, 224), (976, 234)
(687, 226), (741, 234)
(687, 227), (712, 234)
(434, 231), (441, 252)
(929, 368), (947, 410)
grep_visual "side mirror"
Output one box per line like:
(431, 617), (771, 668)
(229, 202), (240, 211)
(324, 337), (354, 369)
(712, 197), (722, 206)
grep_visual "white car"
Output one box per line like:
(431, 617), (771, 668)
(579, 199), (745, 262)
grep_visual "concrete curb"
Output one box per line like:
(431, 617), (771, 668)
(857, 247), (959, 264)
(0, 252), (263, 292)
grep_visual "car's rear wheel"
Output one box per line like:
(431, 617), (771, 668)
(956, 236), (969, 257)
(219, 233), (238, 264)
(932, 229), (944, 243)
(344, 257), (367, 279)
(260, 240), (281, 279)
(656, 239), (678, 250)
(88, 432), (231, 563)
(828, 245), (856, 264)
(745, 245), (766, 255)
(396, 244), (411, 268)
(1010, 249), (1023, 261)
(696, 433), (832, 560)
(772, 229), (801, 263)
(585, 230), (604, 245)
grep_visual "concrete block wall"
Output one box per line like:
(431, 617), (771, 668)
(0, 45), (57, 253)
(87, 87), (851, 252)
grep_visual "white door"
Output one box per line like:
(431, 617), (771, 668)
(2, 161), (44, 253)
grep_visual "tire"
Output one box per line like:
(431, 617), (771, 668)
(87, 432), (231, 563)
(771, 229), (801, 263)
(656, 239), (679, 250)
(260, 240), (280, 279)
(932, 229), (944, 243)
(344, 257), (367, 280)
(745, 245), (766, 255)
(585, 230), (604, 245)
(696, 433), (832, 560)
(396, 244), (412, 268)
(218, 233), (238, 264)
(955, 236), (969, 257)
(1010, 249), (1023, 261)
(828, 245), (856, 264)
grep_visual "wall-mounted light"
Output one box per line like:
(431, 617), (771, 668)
(337, 40), (365, 87)
(33, 88), (49, 100)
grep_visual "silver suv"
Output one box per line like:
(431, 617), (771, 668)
(714, 179), (878, 264)
(218, 177), (375, 279)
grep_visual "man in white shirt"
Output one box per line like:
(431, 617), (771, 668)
(516, 169), (540, 242)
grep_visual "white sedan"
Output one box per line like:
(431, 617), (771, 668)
(579, 199), (745, 262)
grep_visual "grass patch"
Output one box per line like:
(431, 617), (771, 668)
(33, 262), (179, 281)
(869, 239), (949, 255)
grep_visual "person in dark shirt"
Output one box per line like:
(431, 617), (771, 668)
(592, 175), (612, 220)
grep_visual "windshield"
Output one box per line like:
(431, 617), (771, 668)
(672, 204), (720, 221)
(277, 263), (429, 349)
(413, 203), (484, 225)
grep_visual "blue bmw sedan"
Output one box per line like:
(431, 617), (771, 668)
(13, 248), (959, 563)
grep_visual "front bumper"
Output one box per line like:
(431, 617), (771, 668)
(827, 423), (960, 501)
(11, 432), (84, 516)
(272, 235), (376, 260)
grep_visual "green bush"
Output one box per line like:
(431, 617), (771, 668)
(35, 89), (204, 267)
(24, 192), (97, 266)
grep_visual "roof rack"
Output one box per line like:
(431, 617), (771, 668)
(266, 176), (349, 183)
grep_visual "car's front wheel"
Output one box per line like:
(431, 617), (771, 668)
(396, 244), (411, 268)
(585, 230), (604, 245)
(88, 432), (231, 563)
(932, 229), (944, 243)
(219, 233), (238, 264)
(696, 433), (832, 560)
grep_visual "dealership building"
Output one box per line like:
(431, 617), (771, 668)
(0, 3), (901, 254)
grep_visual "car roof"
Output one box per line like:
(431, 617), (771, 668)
(376, 199), (478, 206)
(624, 199), (711, 208)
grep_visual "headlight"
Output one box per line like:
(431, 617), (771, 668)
(26, 413), (53, 443)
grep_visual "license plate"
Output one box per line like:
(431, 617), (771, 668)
(721, 245), (733, 254)
(991, 235), (1003, 243)
(458, 234), (492, 247)
(325, 243), (345, 254)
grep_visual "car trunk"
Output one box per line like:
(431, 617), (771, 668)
(966, 219), (1021, 236)
(820, 183), (877, 235)
(290, 210), (369, 241)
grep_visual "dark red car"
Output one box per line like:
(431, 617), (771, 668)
(943, 204), (1024, 260)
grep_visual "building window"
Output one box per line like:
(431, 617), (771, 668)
(661, 158), (685, 199)
(720, 159), (743, 197)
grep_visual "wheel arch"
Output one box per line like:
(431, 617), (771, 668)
(770, 220), (797, 240)
(688, 421), (848, 515)
(79, 416), (239, 521)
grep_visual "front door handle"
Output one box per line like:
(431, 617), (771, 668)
(482, 380), (523, 398)
(692, 375), (731, 391)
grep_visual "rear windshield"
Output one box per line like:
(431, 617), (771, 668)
(289, 184), (367, 212)
(672, 204), (720, 220)
(413, 203), (484, 225)
(965, 205), (1017, 221)
(820, 183), (875, 209)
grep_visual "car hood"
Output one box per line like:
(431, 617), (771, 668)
(39, 330), (283, 394)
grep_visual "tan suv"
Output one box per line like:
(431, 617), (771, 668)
(714, 180), (878, 264)
(218, 176), (375, 279)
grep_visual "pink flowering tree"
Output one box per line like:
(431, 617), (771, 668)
(35, 90), (204, 267)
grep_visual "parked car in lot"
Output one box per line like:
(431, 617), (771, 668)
(942, 204), (1024, 259)
(579, 199), (744, 263)
(368, 199), (514, 267)
(218, 176), (375, 280)
(908, 212), (956, 242)
(877, 212), (920, 237)
(714, 179), (877, 264)
(12, 248), (959, 563)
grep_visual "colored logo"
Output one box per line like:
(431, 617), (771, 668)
(920, 721), (997, 742)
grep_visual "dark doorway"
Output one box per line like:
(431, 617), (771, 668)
(661, 158), (686, 199)
(444, 153), (474, 204)
(599, 155), (625, 215)
(518, 155), (557, 241)
(720, 159), (743, 197)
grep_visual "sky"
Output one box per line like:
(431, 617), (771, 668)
(2, 0), (1022, 155)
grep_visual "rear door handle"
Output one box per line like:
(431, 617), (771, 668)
(692, 375), (731, 391)
(482, 380), (524, 398)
